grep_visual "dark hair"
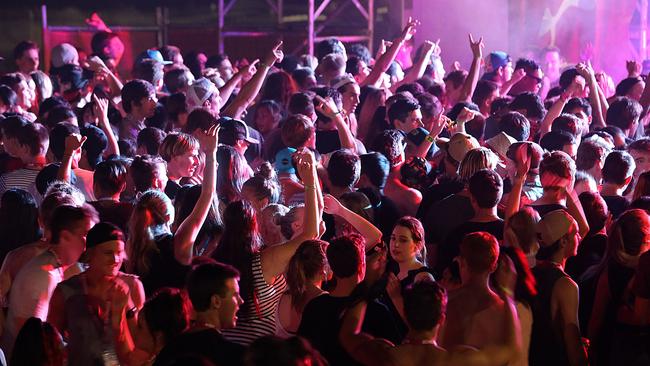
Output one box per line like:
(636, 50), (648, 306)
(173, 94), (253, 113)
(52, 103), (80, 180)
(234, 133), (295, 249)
(184, 108), (217, 135)
(312, 86), (342, 124)
(460, 231), (499, 274)
(38, 96), (70, 120)
(17, 122), (49, 157)
(93, 160), (128, 197)
(49, 122), (79, 161)
(472, 80), (499, 108)
(173, 184), (222, 257)
(559, 67), (580, 90)
(348, 43), (372, 64)
(164, 67), (193, 94)
(403, 280), (447, 331)
(601, 150), (635, 185)
(286, 240), (328, 311)
(576, 138), (608, 171)
(446, 101), (480, 121)
(91, 31), (120, 57)
(142, 288), (191, 344)
(370, 129), (404, 167)
(49, 204), (98, 244)
(628, 137), (650, 153)
(327, 234), (365, 278)
(137, 127), (166, 155)
(0, 115), (27, 140)
(130, 155), (167, 193)
(260, 71), (297, 109)
(0, 85), (17, 108)
(563, 97), (592, 117)
(205, 53), (229, 69)
(216, 145), (249, 204)
(242, 163), (281, 205)
(551, 113), (581, 137)
(443, 70), (467, 89)
(13, 40), (39, 60)
(346, 56), (364, 76)
(633, 171), (650, 201)
(121, 79), (155, 114)
(10, 317), (64, 366)
(360, 152), (390, 189)
(539, 130), (576, 153)
(44, 106), (76, 129)
(606, 96), (642, 131)
(578, 191), (609, 235)
(387, 98), (419, 126)
(469, 169), (503, 208)
(133, 59), (164, 88)
(187, 262), (240, 311)
(616, 77), (644, 97)
(281, 114), (314, 148)
(0, 189), (41, 260)
(184, 51), (206, 79)
(395, 83), (425, 96)
(159, 45), (181, 62)
(316, 38), (346, 61)
(509, 92), (546, 121)
(327, 149), (361, 189)
(415, 92), (442, 121)
(288, 92), (315, 117)
(393, 216), (426, 257)
(81, 124), (107, 169)
(291, 68), (316, 91)
(400, 156), (432, 191)
(212, 200), (261, 301)
(499, 111), (530, 141)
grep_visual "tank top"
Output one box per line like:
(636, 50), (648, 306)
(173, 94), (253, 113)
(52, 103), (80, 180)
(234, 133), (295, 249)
(529, 261), (571, 366)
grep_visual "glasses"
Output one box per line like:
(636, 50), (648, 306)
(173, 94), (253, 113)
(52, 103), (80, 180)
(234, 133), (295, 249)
(527, 74), (543, 85)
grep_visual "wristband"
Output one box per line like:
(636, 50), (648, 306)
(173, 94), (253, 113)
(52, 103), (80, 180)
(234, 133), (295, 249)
(259, 62), (270, 69)
(425, 135), (435, 143)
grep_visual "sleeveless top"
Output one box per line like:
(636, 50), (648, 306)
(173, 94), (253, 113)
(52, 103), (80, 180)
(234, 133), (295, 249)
(529, 262), (571, 366)
(57, 272), (139, 366)
(273, 293), (297, 339)
(222, 254), (287, 345)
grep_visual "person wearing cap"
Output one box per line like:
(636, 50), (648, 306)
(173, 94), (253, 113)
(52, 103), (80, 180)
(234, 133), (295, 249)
(482, 51), (514, 88)
(120, 79), (158, 141)
(50, 43), (79, 72)
(331, 73), (361, 134)
(186, 77), (222, 117)
(219, 117), (259, 158)
(529, 209), (587, 366)
(503, 141), (545, 216)
(47, 222), (144, 365)
(435, 132), (481, 178)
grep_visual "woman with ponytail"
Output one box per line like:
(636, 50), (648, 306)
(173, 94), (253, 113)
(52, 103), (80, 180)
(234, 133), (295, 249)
(242, 161), (281, 212)
(275, 240), (328, 338)
(127, 125), (220, 294)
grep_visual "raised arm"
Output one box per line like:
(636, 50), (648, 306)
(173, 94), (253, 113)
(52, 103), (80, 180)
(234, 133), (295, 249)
(314, 94), (356, 152)
(505, 145), (531, 220)
(539, 92), (569, 136)
(323, 194), (382, 248)
(458, 34), (484, 102)
(576, 62), (605, 130)
(57, 134), (87, 182)
(93, 94), (120, 157)
(414, 114), (449, 159)
(564, 186), (590, 239)
(261, 150), (320, 283)
(362, 18), (418, 88)
(173, 125), (219, 265)
(500, 68), (525, 97)
(218, 60), (257, 106)
(392, 40), (437, 92)
(222, 42), (284, 119)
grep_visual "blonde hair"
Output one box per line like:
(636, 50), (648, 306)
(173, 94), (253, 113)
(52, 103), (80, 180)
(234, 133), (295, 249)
(458, 147), (499, 180)
(158, 132), (199, 162)
(127, 190), (174, 275)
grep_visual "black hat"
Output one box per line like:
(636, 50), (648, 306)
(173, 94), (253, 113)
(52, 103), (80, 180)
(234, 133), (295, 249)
(57, 64), (89, 90)
(218, 117), (259, 146)
(86, 222), (124, 249)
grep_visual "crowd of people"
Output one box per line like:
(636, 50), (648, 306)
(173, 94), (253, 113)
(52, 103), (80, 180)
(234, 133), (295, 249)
(0, 11), (649, 366)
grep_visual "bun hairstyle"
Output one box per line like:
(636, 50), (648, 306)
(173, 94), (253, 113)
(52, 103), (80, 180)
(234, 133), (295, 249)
(242, 162), (281, 205)
(274, 205), (304, 240)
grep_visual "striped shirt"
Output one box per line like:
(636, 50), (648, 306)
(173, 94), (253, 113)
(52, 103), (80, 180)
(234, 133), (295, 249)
(222, 254), (287, 346)
(0, 168), (42, 203)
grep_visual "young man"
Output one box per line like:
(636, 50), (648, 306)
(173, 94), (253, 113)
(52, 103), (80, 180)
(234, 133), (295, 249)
(388, 97), (423, 134)
(89, 160), (132, 233)
(298, 235), (399, 365)
(576, 137), (611, 183)
(529, 209), (587, 366)
(90, 31), (125, 73)
(509, 59), (544, 96)
(627, 137), (650, 181)
(606, 96), (642, 140)
(441, 232), (510, 350)
(0, 119), (48, 201)
(158, 132), (200, 199)
(439, 170), (505, 275)
(53, 123), (96, 201)
(326, 149), (361, 198)
(2, 204), (98, 358)
(120, 79), (158, 141)
(340, 254), (520, 366)
(153, 261), (245, 366)
(129, 154), (169, 194)
(13, 40), (40, 77)
(186, 77), (222, 116)
(599, 150), (635, 218)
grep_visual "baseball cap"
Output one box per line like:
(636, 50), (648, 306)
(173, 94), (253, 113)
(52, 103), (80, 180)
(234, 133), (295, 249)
(489, 51), (511, 70)
(506, 141), (544, 171)
(485, 131), (517, 160)
(536, 209), (576, 247)
(86, 222), (124, 250)
(435, 132), (480, 163)
(186, 78), (218, 109)
(57, 64), (89, 90)
(275, 147), (297, 174)
(406, 127), (430, 146)
(51, 43), (79, 68)
(135, 49), (173, 66)
(218, 117), (260, 145)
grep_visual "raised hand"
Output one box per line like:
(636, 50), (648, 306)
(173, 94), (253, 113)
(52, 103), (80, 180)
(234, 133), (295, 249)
(296, 149), (317, 185)
(198, 124), (220, 155)
(626, 60), (642, 77)
(400, 17), (420, 41)
(242, 59), (259, 78)
(429, 114), (450, 139)
(494, 254), (517, 299)
(264, 41), (284, 67)
(514, 143), (531, 179)
(432, 39), (442, 58)
(313, 95), (340, 119)
(457, 107), (478, 124)
(92, 94), (109, 122)
(108, 278), (130, 314)
(468, 34), (484, 59)
(64, 133), (87, 156)
(323, 194), (343, 215)
(85, 12), (111, 32)
(511, 68), (526, 83)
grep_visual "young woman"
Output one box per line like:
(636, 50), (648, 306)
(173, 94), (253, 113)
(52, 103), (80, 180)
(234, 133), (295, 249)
(47, 222), (145, 366)
(10, 317), (64, 366)
(241, 162), (281, 213)
(216, 144), (252, 207)
(275, 240), (328, 338)
(127, 125), (218, 293)
(212, 150), (320, 346)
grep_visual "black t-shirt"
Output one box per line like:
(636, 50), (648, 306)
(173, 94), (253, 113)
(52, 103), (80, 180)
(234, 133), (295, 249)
(528, 203), (566, 217)
(423, 194), (474, 245)
(153, 328), (245, 366)
(165, 180), (181, 201)
(437, 219), (505, 275)
(416, 176), (465, 221)
(88, 200), (133, 234)
(358, 187), (401, 240)
(298, 293), (400, 366)
(315, 130), (341, 155)
(565, 233), (608, 282)
(602, 195), (630, 219)
(141, 233), (191, 295)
